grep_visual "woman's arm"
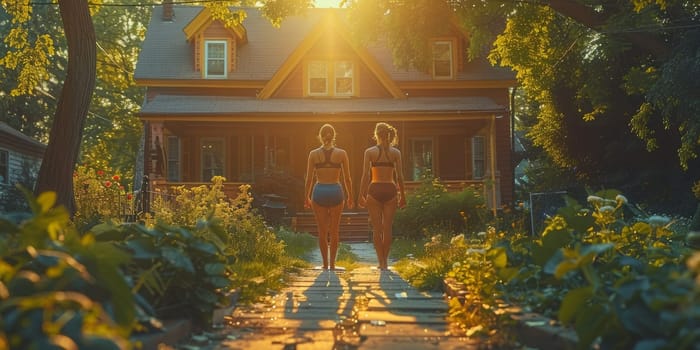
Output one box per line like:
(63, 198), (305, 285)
(393, 148), (407, 208)
(340, 149), (354, 209)
(357, 148), (372, 208)
(304, 150), (315, 208)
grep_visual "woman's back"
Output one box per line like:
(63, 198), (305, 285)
(368, 145), (397, 183)
(314, 147), (345, 184)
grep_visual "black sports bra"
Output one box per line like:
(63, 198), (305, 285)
(371, 145), (394, 168)
(315, 148), (341, 169)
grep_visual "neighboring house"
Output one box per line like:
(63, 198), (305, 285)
(0, 122), (45, 211)
(134, 4), (517, 214)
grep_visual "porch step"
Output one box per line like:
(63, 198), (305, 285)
(292, 211), (371, 242)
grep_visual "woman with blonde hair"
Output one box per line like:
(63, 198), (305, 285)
(358, 122), (406, 271)
(304, 124), (353, 270)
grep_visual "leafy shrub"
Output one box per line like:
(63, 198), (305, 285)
(394, 176), (489, 240)
(91, 220), (231, 328)
(493, 191), (700, 349)
(148, 177), (291, 303)
(0, 191), (134, 349)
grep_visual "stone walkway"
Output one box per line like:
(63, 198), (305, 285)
(175, 243), (482, 349)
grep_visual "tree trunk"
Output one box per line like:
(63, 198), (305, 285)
(35, 1), (96, 214)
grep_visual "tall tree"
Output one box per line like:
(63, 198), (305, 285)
(345, 0), (700, 213)
(1, 1), (95, 213)
(38, 1), (96, 213)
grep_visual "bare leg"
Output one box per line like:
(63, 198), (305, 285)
(366, 195), (385, 269)
(327, 201), (344, 269)
(380, 197), (398, 269)
(311, 203), (330, 269)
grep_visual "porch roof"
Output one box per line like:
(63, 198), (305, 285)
(139, 95), (507, 120)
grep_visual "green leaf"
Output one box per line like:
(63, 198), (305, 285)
(190, 240), (218, 256)
(554, 260), (580, 279)
(558, 286), (593, 324)
(574, 303), (611, 349)
(36, 191), (56, 213)
(581, 243), (614, 257)
(204, 263), (226, 276)
(487, 247), (507, 268)
(125, 238), (159, 259)
(90, 223), (127, 241)
(161, 246), (195, 273)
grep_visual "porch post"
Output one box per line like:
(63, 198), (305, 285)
(489, 114), (497, 217)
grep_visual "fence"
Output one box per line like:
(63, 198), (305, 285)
(529, 191), (567, 235)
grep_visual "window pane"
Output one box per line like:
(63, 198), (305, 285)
(309, 62), (327, 77)
(336, 78), (353, 94)
(207, 59), (225, 75)
(207, 43), (225, 59)
(201, 139), (225, 181)
(472, 136), (485, 179)
(0, 150), (8, 184)
(433, 41), (452, 78)
(309, 77), (327, 94)
(167, 136), (179, 181)
(410, 139), (433, 181)
(206, 42), (226, 77)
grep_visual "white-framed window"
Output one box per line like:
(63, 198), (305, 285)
(334, 61), (354, 96)
(409, 138), (433, 181)
(166, 136), (180, 182)
(307, 60), (355, 97)
(308, 61), (328, 96)
(472, 136), (485, 179)
(205, 40), (227, 79)
(432, 40), (453, 80)
(0, 149), (8, 184)
(201, 138), (225, 181)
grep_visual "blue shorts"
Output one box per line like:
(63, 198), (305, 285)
(312, 183), (344, 207)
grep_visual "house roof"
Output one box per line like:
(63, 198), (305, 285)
(138, 95), (506, 121)
(134, 5), (515, 83)
(0, 122), (46, 157)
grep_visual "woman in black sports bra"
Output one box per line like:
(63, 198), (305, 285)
(358, 122), (406, 271)
(304, 124), (353, 270)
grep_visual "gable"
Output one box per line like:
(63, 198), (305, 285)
(257, 12), (404, 99)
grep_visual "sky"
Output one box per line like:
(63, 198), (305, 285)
(314, 0), (341, 8)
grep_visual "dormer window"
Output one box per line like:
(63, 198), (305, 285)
(308, 61), (328, 95)
(334, 61), (354, 96)
(432, 40), (454, 80)
(306, 60), (355, 97)
(205, 40), (227, 79)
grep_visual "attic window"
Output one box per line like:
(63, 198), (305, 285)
(306, 60), (355, 97)
(205, 40), (227, 79)
(308, 61), (328, 95)
(432, 40), (453, 80)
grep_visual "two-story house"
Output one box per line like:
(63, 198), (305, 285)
(134, 3), (516, 226)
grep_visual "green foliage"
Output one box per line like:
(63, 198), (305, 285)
(495, 191), (700, 349)
(91, 220), (232, 326)
(0, 191), (133, 349)
(148, 177), (292, 304)
(393, 176), (489, 239)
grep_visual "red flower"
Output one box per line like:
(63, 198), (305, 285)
(104, 181), (112, 188)
(97, 170), (105, 176)
(112, 175), (121, 181)
(119, 185), (125, 191)
(126, 193), (133, 200)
